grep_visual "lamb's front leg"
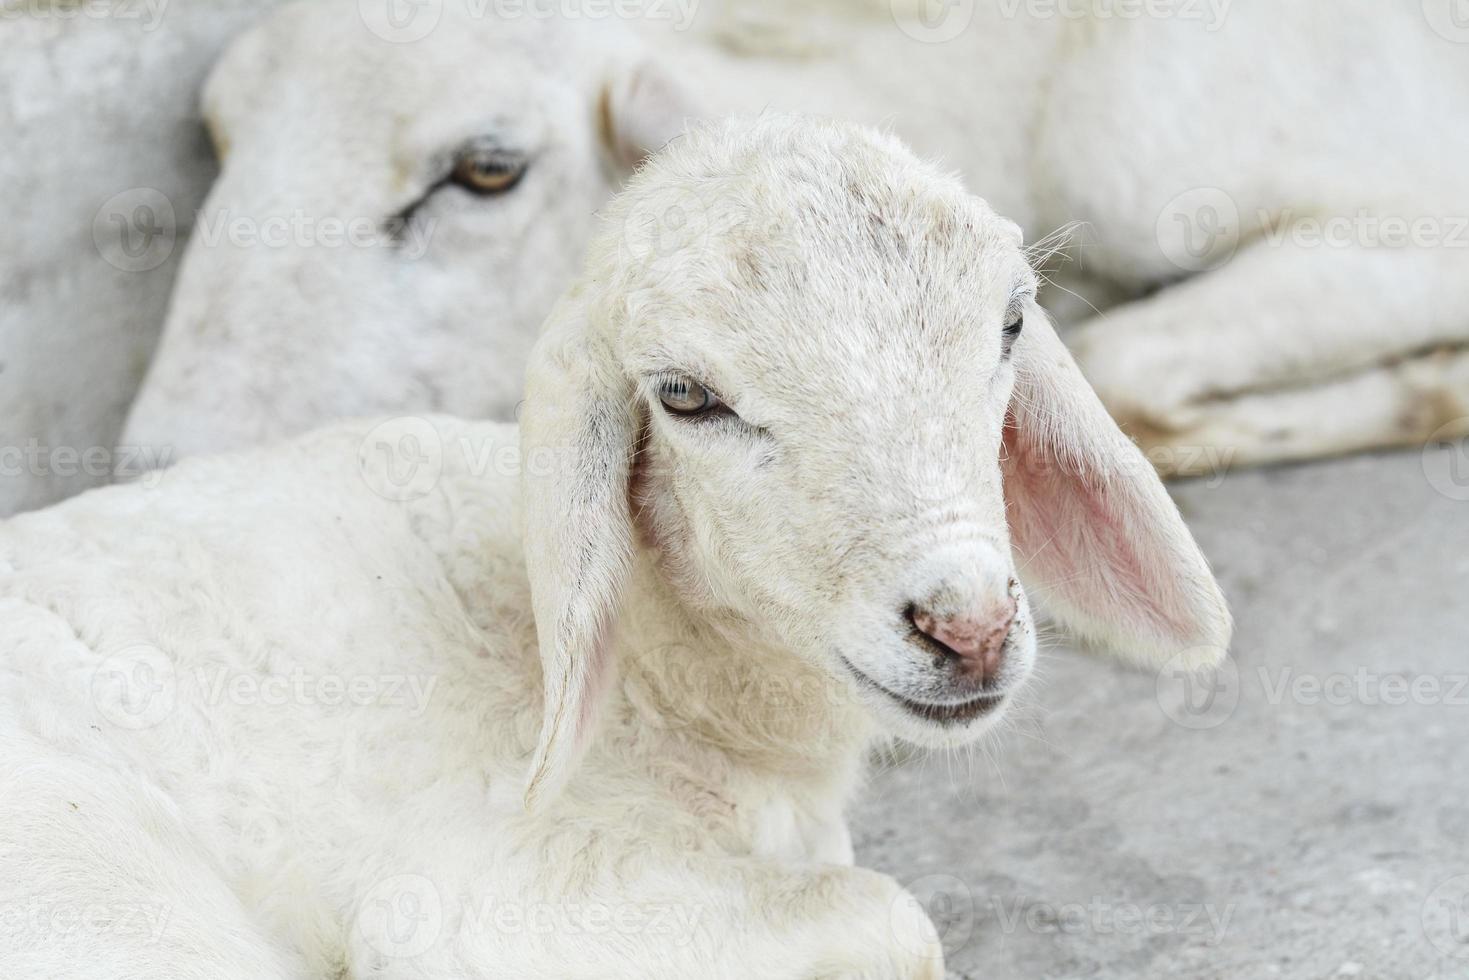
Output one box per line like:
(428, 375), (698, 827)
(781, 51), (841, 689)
(1067, 237), (1469, 469)
(344, 853), (944, 980)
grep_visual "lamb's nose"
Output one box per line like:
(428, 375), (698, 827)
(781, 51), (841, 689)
(909, 598), (1018, 683)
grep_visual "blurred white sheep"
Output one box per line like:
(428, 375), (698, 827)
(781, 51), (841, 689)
(0, 116), (1229, 978)
(119, 7), (690, 458)
(113, 0), (1469, 479)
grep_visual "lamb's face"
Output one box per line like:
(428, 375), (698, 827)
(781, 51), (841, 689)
(522, 117), (1228, 802)
(614, 133), (1040, 748)
(123, 1), (688, 456)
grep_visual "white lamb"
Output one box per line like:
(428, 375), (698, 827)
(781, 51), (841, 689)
(121, 0), (1469, 477)
(0, 116), (1229, 978)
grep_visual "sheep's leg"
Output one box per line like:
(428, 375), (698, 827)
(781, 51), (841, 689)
(1065, 237), (1469, 463)
(0, 752), (301, 979)
(345, 855), (943, 979)
(1115, 346), (1469, 477)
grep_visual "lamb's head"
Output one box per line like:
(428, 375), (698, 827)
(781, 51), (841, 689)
(521, 116), (1232, 802)
(123, 0), (696, 457)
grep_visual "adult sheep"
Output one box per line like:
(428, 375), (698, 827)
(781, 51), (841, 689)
(0, 116), (1229, 978)
(124, 0), (1469, 477)
(119, 2), (699, 458)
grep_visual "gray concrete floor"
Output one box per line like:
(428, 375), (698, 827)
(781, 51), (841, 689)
(852, 445), (1469, 980)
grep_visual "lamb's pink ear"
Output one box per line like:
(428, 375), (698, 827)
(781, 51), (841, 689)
(520, 287), (637, 810)
(599, 57), (701, 171)
(1002, 312), (1232, 667)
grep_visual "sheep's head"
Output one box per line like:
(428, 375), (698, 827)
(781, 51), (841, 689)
(521, 116), (1233, 803)
(123, 0), (698, 456)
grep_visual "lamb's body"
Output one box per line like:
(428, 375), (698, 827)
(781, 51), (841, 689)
(3, 115), (1229, 978)
(0, 419), (873, 977)
(1, 419), (527, 975)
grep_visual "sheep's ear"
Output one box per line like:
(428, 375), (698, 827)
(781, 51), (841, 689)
(599, 57), (700, 171)
(1001, 312), (1232, 668)
(200, 8), (294, 161)
(520, 287), (636, 810)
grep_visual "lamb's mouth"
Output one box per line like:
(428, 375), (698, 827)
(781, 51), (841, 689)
(839, 657), (1006, 726)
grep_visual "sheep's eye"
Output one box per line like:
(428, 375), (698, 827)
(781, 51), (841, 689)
(451, 143), (527, 195)
(657, 377), (722, 416)
(1002, 311), (1024, 355)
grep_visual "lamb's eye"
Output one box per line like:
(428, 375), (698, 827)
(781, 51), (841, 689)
(1002, 311), (1024, 355)
(451, 143), (527, 195)
(657, 377), (722, 416)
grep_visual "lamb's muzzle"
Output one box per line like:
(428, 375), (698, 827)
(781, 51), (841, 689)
(908, 598), (1017, 686)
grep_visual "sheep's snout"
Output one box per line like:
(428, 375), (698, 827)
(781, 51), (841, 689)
(828, 534), (1037, 750)
(836, 548), (1032, 743)
(907, 595), (1017, 687)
